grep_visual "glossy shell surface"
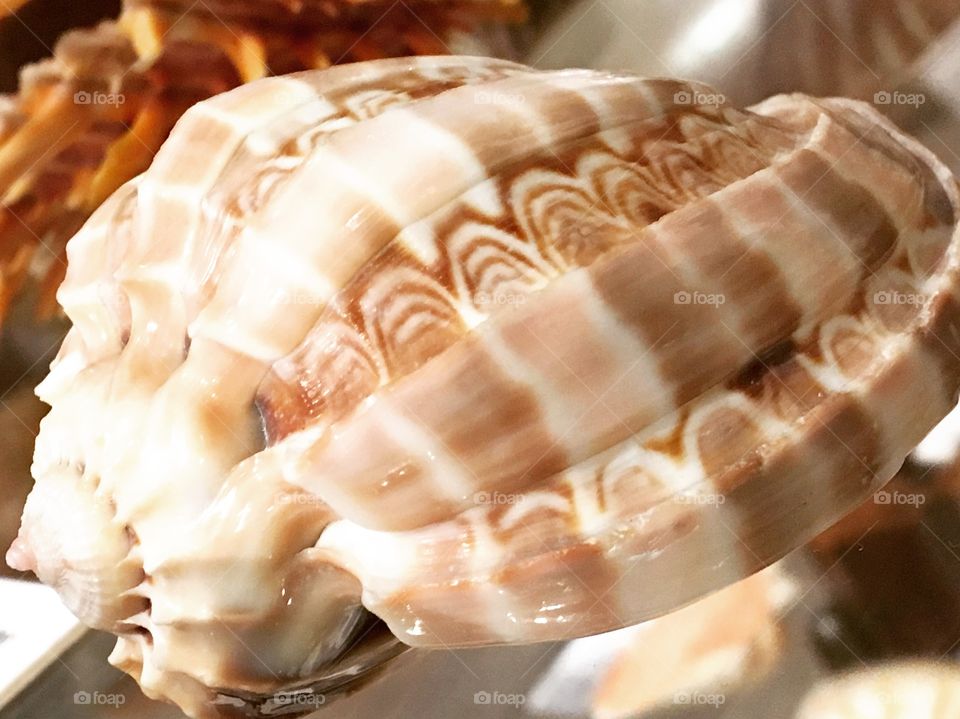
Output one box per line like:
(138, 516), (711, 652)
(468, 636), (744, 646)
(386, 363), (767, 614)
(8, 56), (960, 717)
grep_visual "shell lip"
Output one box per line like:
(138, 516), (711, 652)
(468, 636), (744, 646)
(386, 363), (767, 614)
(202, 618), (409, 718)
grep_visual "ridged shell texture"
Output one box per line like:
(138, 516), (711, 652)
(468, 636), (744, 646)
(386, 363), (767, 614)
(9, 56), (960, 717)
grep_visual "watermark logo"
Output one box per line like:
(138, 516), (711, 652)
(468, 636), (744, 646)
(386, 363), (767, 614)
(674, 290), (725, 307)
(474, 291), (527, 308)
(276, 492), (324, 507)
(474, 691), (526, 706)
(474, 491), (525, 506)
(73, 91), (125, 107)
(673, 89), (726, 107)
(474, 90), (526, 107)
(874, 490), (926, 507)
(674, 492), (726, 506)
(873, 290), (926, 306)
(674, 691), (726, 707)
(271, 690), (326, 710)
(874, 90), (925, 108)
(74, 691), (126, 707)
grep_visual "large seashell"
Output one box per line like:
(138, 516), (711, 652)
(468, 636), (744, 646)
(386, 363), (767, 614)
(8, 56), (960, 717)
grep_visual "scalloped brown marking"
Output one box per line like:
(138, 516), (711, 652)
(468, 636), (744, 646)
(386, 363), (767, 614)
(258, 108), (799, 440)
(194, 62), (526, 314)
(258, 91), (948, 540)
(359, 95), (960, 651)
(643, 407), (691, 459)
(483, 480), (576, 556)
(357, 268), (467, 379)
(600, 461), (678, 518)
(829, 325), (884, 377)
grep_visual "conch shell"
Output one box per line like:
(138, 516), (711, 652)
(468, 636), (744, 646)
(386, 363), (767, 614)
(8, 56), (960, 717)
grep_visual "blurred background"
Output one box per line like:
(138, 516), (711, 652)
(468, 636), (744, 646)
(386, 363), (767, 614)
(2, 1), (960, 717)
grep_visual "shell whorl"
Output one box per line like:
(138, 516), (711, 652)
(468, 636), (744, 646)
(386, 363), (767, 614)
(10, 56), (960, 717)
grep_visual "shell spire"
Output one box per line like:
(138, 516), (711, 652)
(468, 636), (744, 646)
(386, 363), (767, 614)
(9, 57), (960, 718)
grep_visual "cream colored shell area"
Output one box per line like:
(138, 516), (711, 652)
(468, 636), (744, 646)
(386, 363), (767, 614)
(14, 55), (960, 716)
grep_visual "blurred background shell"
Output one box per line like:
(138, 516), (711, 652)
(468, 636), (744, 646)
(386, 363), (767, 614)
(528, 0), (960, 174)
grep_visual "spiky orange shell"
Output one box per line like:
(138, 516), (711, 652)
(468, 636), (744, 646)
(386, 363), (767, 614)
(0, 0), (523, 324)
(8, 56), (960, 718)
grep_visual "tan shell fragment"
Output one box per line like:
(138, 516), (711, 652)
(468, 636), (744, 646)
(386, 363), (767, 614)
(593, 565), (792, 719)
(7, 56), (960, 718)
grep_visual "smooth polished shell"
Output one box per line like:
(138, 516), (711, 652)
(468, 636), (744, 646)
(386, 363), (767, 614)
(8, 56), (960, 717)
